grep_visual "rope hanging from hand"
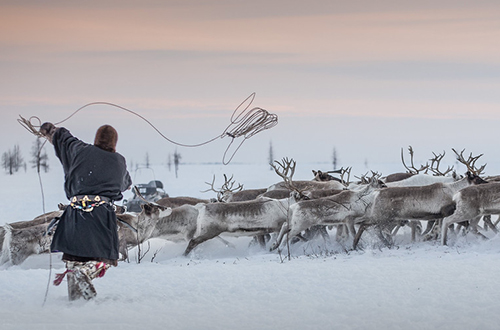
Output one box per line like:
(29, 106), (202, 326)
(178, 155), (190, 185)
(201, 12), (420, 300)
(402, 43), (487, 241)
(18, 92), (278, 164)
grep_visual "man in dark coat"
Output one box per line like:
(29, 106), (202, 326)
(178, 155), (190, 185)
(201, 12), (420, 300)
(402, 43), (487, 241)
(40, 123), (132, 301)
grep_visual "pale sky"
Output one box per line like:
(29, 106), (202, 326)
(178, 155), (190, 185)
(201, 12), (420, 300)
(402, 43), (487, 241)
(1, 0), (500, 175)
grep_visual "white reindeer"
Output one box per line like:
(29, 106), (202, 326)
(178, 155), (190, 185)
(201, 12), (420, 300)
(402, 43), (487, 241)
(267, 179), (345, 191)
(384, 147), (458, 188)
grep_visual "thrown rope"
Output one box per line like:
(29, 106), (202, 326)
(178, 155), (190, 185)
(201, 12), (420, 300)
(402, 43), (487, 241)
(18, 93), (278, 165)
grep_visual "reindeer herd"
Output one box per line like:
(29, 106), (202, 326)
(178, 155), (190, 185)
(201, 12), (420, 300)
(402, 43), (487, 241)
(2, 147), (500, 266)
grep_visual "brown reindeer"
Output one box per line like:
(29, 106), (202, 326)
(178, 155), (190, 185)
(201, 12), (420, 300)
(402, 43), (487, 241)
(441, 182), (500, 245)
(354, 170), (486, 249)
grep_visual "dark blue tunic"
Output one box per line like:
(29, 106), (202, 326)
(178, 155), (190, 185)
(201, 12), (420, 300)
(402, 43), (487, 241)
(50, 128), (132, 261)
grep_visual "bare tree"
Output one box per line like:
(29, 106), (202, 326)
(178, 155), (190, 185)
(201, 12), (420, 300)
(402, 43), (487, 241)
(13, 145), (25, 172)
(2, 150), (14, 175)
(144, 152), (151, 168)
(30, 138), (49, 173)
(268, 141), (274, 170)
(174, 150), (181, 178)
(332, 147), (338, 170)
(2, 144), (25, 175)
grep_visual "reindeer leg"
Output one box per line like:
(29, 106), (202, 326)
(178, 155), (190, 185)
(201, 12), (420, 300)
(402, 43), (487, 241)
(346, 220), (357, 238)
(353, 223), (369, 250)
(184, 231), (221, 256)
(271, 222), (311, 251)
(468, 216), (489, 240)
(376, 224), (393, 248)
(270, 222), (289, 251)
(442, 214), (468, 245)
(483, 215), (498, 234)
(318, 226), (331, 243)
(410, 221), (416, 242)
(410, 220), (422, 242)
(335, 224), (345, 242)
(391, 224), (402, 237)
(118, 241), (129, 262)
(421, 220), (435, 236)
(494, 216), (500, 227)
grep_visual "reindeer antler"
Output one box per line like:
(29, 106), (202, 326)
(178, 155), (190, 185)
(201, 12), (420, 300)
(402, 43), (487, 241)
(401, 146), (429, 174)
(369, 170), (382, 183)
(429, 151), (454, 176)
(339, 167), (352, 187)
(355, 170), (381, 184)
(354, 171), (369, 184)
(271, 157), (309, 199)
(452, 148), (486, 176)
(201, 174), (244, 202)
(271, 157), (296, 188)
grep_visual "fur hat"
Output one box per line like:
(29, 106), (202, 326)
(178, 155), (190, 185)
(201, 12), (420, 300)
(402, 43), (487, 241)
(94, 125), (118, 152)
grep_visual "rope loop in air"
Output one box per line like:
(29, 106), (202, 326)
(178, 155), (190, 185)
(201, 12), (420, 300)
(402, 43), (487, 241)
(18, 93), (278, 164)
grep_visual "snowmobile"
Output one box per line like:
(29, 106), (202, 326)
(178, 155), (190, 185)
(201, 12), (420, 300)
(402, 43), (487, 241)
(123, 180), (168, 212)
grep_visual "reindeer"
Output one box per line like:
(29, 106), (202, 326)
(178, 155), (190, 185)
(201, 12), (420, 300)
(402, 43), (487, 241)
(439, 150), (494, 245)
(183, 195), (298, 256)
(117, 190), (173, 260)
(354, 162), (486, 249)
(440, 182), (500, 245)
(267, 174), (346, 191)
(1, 210), (62, 265)
(183, 158), (304, 256)
(383, 150), (459, 238)
(270, 173), (387, 251)
(150, 204), (200, 243)
(264, 160), (349, 246)
(383, 147), (457, 187)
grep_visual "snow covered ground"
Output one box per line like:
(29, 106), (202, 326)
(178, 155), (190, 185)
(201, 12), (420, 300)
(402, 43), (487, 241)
(2, 162), (500, 330)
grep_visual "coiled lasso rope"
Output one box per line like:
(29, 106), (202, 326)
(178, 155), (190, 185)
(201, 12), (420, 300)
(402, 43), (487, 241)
(18, 92), (278, 165)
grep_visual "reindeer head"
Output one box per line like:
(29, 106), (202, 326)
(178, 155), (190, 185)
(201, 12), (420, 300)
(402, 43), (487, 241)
(368, 172), (387, 189)
(140, 203), (172, 218)
(465, 171), (488, 185)
(312, 169), (342, 182)
(133, 203), (172, 243)
(202, 174), (244, 202)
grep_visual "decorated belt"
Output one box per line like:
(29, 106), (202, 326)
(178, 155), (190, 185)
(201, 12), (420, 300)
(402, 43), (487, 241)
(70, 195), (112, 212)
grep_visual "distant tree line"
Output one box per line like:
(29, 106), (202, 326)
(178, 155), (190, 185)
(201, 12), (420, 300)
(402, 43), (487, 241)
(2, 138), (49, 175)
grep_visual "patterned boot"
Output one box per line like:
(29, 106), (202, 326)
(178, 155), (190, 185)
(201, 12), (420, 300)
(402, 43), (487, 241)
(66, 270), (83, 301)
(55, 261), (111, 301)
